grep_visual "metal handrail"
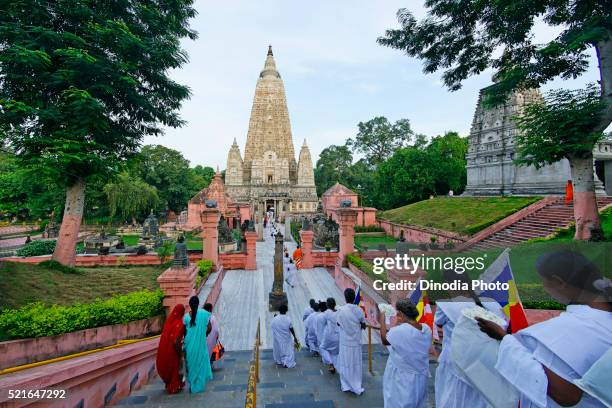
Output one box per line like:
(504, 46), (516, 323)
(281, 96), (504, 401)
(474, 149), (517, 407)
(245, 318), (261, 408)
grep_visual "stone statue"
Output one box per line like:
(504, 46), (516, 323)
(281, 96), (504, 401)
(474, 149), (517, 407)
(247, 219), (256, 232)
(313, 214), (339, 248)
(141, 211), (159, 239)
(172, 235), (189, 269)
(218, 216), (234, 244)
(205, 199), (217, 208)
(340, 199), (352, 208)
(301, 216), (312, 231)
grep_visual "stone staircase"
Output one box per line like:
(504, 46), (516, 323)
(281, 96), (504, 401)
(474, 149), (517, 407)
(115, 345), (437, 408)
(471, 196), (612, 251)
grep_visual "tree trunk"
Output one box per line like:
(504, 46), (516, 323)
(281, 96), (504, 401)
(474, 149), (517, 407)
(595, 36), (612, 133)
(569, 155), (602, 240)
(52, 178), (86, 266)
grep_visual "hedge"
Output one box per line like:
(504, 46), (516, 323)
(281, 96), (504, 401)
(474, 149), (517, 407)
(16, 240), (56, 257)
(354, 225), (385, 233)
(290, 220), (301, 244)
(0, 289), (164, 339)
(346, 254), (388, 283)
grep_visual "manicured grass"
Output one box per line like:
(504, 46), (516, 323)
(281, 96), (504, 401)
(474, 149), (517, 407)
(543, 208), (612, 243)
(421, 241), (611, 309)
(354, 235), (414, 250)
(0, 262), (165, 310)
(378, 196), (541, 235)
(120, 233), (203, 250)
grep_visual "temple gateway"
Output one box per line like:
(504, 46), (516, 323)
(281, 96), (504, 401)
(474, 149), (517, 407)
(464, 86), (612, 196)
(224, 46), (318, 219)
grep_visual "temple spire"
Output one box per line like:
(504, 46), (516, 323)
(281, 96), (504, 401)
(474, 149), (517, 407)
(268, 45), (273, 56)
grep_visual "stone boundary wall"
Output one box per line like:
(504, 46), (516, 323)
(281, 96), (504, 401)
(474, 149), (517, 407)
(311, 250), (338, 267)
(0, 316), (163, 370)
(0, 337), (159, 407)
(219, 252), (247, 269)
(457, 196), (557, 251)
(377, 219), (467, 245)
(1, 251), (254, 270)
(202, 266), (227, 307)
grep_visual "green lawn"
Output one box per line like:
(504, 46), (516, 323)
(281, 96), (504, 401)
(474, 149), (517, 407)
(421, 240), (611, 309)
(378, 196), (541, 235)
(354, 235), (415, 250)
(0, 262), (165, 310)
(120, 233), (203, 250)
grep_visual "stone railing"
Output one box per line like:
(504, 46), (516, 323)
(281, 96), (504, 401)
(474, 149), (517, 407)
(376, 219), (467, 245)
(0, 316), (163, 371)
(0, 337), (159, 407)
(456, 196), (556, 251)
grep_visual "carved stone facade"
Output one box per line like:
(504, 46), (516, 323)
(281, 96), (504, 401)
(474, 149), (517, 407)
(225, 46), (318, 219)
(464, 87), (573, 195)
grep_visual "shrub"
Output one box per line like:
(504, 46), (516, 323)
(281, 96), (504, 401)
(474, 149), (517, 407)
(16, 240), (56, 257)
(346, 254), (387, 283)
(155, 242), (173, 263)
(0, 289), (164, 339)
(354, 225), (385, 233)
(290, 220), (301, 244)
(197, 259), (214, 280)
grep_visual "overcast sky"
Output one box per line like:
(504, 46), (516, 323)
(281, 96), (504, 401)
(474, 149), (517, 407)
(144, 0), (601, 168)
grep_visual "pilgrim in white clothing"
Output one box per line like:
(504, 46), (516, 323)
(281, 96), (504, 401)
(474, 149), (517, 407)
(271, 306), (297, 368)
(337, 298), (366, 394)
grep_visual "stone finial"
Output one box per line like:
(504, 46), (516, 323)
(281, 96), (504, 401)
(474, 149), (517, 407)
(268, 45), (273, 56)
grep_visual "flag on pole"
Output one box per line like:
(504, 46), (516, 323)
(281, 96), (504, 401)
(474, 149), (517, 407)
(477, 248), (529, 333)
(354, 285), (367, 318)
(408, 280), (438, 340)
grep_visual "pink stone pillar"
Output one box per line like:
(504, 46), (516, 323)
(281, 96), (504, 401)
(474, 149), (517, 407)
(244, 231), (257, 270)
(334, 207), (358, 280)
(201, 207), (220, 267)
(299, 230), (314, 269)
(157, 264), (198, 316)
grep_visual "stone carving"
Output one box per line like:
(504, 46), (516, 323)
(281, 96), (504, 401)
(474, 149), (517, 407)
(141, 211), (159, 239)
(172, 235), (189, 269)
(311, 214), (339, 249)
(205, 199), (217, 208)
(340, 199), (352, 208)
(218, 216), (233, 244)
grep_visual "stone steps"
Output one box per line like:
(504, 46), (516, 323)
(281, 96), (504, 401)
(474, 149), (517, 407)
(471, 196), (611, 250)
(115, 346), (437, 407)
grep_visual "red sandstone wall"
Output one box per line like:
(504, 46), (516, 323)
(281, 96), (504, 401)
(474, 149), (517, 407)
(311, 250), (338, 267)
(219, 252), (247, 269)
(0, 338), (159, 407)
(377, 219), (466, 245)
(0, 317), (163, 370)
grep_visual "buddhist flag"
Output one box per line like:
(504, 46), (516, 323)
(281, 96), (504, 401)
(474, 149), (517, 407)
(354, 285), (367, 318)
(408, 282), (437, 340)
(477, 248), (529, 333)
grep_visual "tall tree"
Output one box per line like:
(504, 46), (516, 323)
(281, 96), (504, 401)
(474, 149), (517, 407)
(314, 145), (354, 196)
(347, 116), (414, 165)
(374, 147), (436, 209)
(104, 172), (159, 224)
(379, 1), (612, 240)
(0, 0), (197, 264)
(428, 131), (468, 195)
(129, 145), (198, 212)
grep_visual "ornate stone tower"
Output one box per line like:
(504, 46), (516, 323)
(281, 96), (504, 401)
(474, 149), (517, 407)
(464, 86), (572, 195)
(226, 138), (243, 186)
(225, 46), (318, 219)
(297, 139), (315, 186)
(243, 45), (297, 183)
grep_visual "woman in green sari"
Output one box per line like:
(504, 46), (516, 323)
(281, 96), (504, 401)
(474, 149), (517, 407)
(183, 296), (213, 393)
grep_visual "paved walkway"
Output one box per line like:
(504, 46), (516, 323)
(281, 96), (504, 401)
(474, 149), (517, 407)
(214, 223), (378, 351)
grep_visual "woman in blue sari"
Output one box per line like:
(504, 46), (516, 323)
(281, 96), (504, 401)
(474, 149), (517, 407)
(183, 296), (213, 393)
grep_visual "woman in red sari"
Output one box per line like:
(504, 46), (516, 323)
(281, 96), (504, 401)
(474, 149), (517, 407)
(156, 304), (185, 394)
